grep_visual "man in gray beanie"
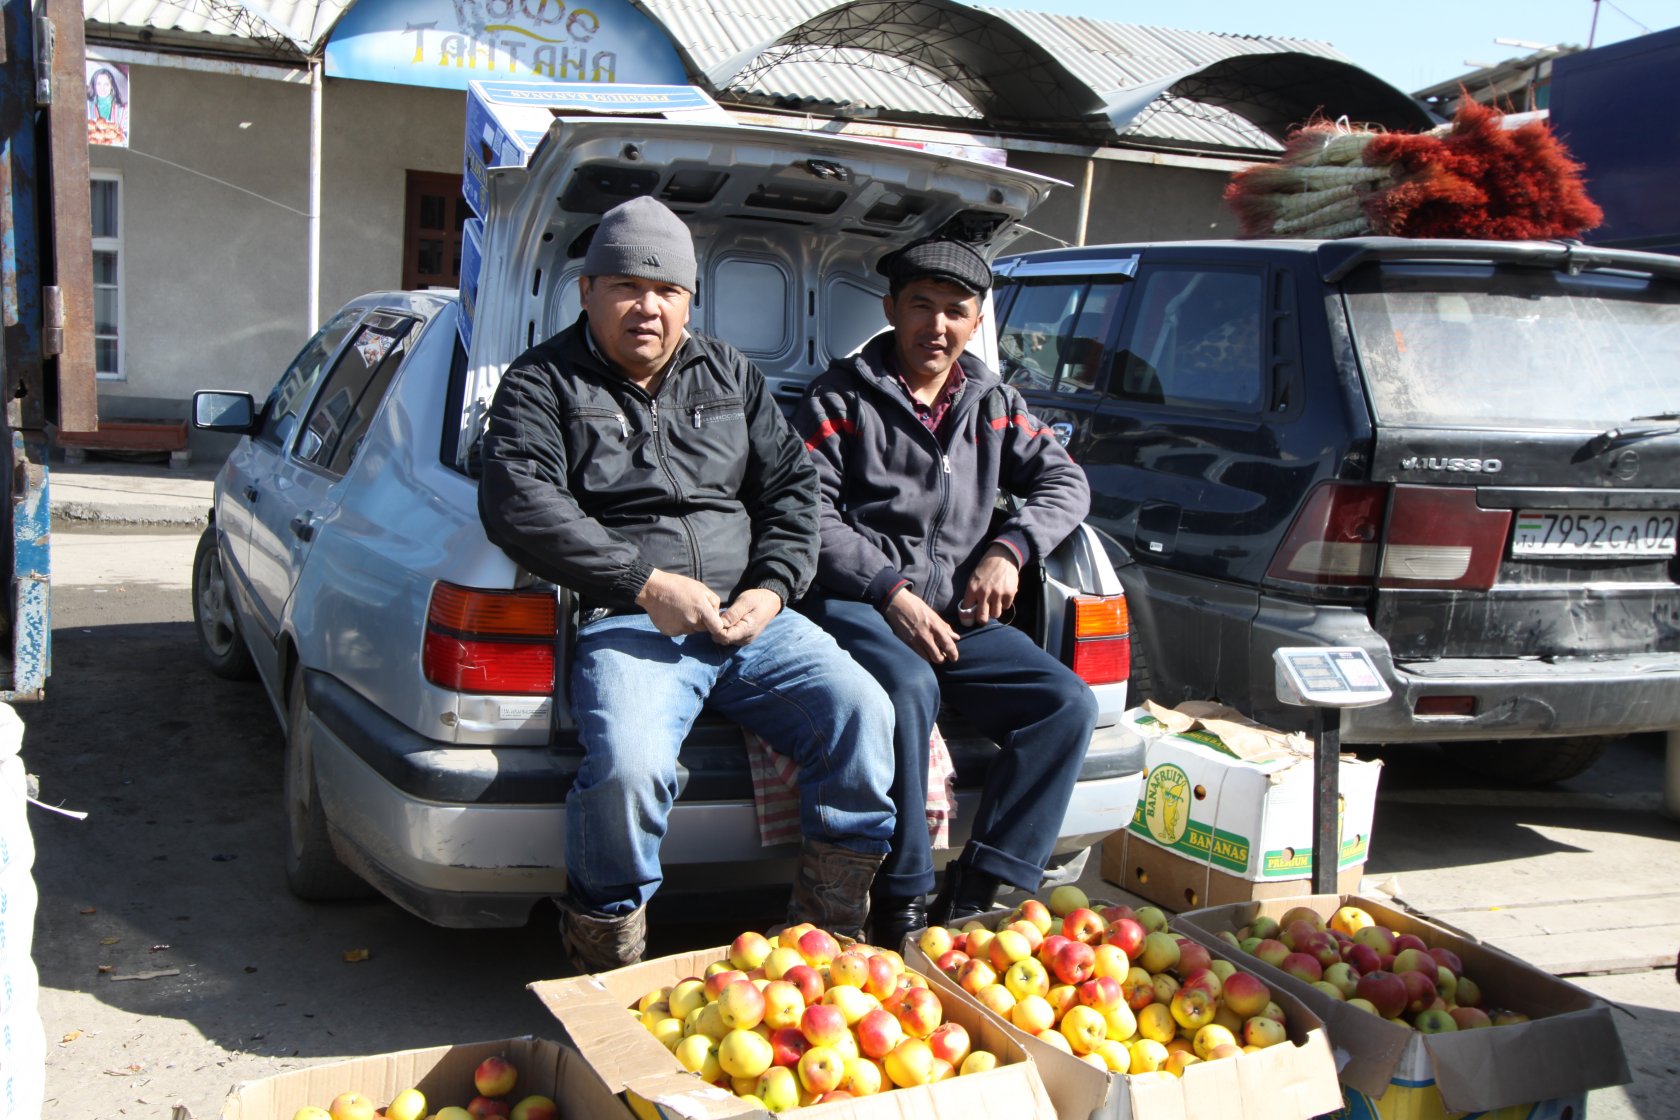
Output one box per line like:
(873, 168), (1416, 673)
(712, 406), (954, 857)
(478, 196), (896, 972)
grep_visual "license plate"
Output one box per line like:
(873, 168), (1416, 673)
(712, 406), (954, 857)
(1512, 510), (1679, 557)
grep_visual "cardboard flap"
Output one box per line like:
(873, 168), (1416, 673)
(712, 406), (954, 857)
(1140, 701), (1312, 763)
(624, 1070), (766, 1119)
(529, 976), (660, 1095)
(1422, 1001), (1631, 1111)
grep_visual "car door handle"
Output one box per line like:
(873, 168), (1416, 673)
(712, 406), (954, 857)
(243, 484), (259, 502)
(1050, 422), (1075, 447)
(290, 514), (316, 542)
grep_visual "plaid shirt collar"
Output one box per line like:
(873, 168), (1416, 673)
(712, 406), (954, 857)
(890, 357), (966, 436)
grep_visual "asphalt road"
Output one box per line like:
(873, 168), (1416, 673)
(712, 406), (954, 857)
(22, 525), (1680, 1119)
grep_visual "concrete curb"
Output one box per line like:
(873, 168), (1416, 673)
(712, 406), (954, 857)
(51, 501), (209, 528)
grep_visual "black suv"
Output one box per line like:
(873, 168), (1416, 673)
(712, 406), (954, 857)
(993, 237), (1680, 782)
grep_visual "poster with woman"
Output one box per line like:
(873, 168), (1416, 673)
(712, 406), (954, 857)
(86, 62), (130, 147)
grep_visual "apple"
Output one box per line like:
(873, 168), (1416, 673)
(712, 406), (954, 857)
(928, 1021), (971, 1066)
(1099, 902), (1136, 925)
(1352, 925), (1398, 955)
(1346, 997), (1380, 1015)
(1493, 1010), (1531, 1026)
(1414, 1008), (1459, 1034)
(893, 985), (943, 1038)
(762, 946), (805, 981)
(1355, 971), (1408, 1019)
(1077, 974), (1123, 1013)
(474, 1056), (519, 1099)
(435, 1110), (475, 1120)
(1243, 1013), (1288, 1047)
(719, 1028), (775, 1079)
(919, 926), (955, 961)
(957, 957), (998, 995)
(798, 1045), (847, 1094)
(1049, 884), (1090, 916)
(1299, 931), (1343, 970)
(1329, 905), (1375, 936)
(988, 928), (1034, 971)
(1281, 952), (1324, 983)
(1252, 938), (1291, 968)
(1138, 931), (1181, 974)
(1221, 970), (1270, 1017)
(467, 1099), (511, 1120)
(855, 1007), (904, 1059)
(674, 1034), (722, 1080)
(1104, 1002), (1138, 1041)
(1136, 1002), (1176, 1043)
(731, 930), (773, 971)
(1050, 939), (1096, 985)
(1004, 957), (1051, 1001)
(1060, 1004), (1109, 1055)
(756, 1066), (800, 1112)
(691, 1001), (730, 1042)
(934, 948), (970, 977)
(1121, 966), (1155, 1010)
(1209, 959), (1237, 982)
(783, 964), (824, 1006)
(976, 983), (1016, 1019)
(1192, 1023), (1238, 1060)
(864, 953), (899, 999)
(1455, 976), (1483, 1008)
(1105, 917), (1146, 960)
(1011, 993), (1056, 1034)
(823, 983), (880, 1026)
(1399, 968), (1438, 1015)
(328, 1093), (377, 1120)
(1037, 932), (1071, 965)
(769, 1025), (810, 1067)
(1164, 1049), (1201, 1077)
(960, 1049), (999, 1075)
(1180, 967), (1222, 1001)
(1034, 1027), (1074, 1055)
(291, 1110), (332, 1120)
(1062, 908), (1106, 945)
(1016, 897), (1055, 934)
(841, 1055), (884, 1096)
(1092, 943), (1130, 981)
(1217, 929), (1241, 949)
(1435, 966), (1458, 1004)
(1310, 980), (1346, 1001)
(1135, 905), (1169, 934)
(1170, 985), (1217, 1030)
(883, 1038), (936, 1088)
(1045, 983), (1078, 1021)
(1176, 939), (1214, 975)
(385, 1089), (427, 1120)
(1127, 1037), (1169, 1073)
(1092, 1039), (1131, 1073)
(797, 928), (841, 967)
(1279, 906), (1325, 933)
(829, 951), (871, 990)
(1429, 946), (1465, 978)
(1345, 942), (1383, 975)
(964, 928), (996, 964)
(1392, 947), (1435, 975)
(1324, 961), (1360, 998)
(1008, 919), (1045, 953)
(1149, 971), (1180, 1007)
(761, 980), (806, 1031)
(1449, 1006), (1492, 1029)
(800, 1002), (849, 1048)
(718, 978), (767, 1030)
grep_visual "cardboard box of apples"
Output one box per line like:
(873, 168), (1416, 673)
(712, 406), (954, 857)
(1171, 894), (1632, 1119)
(901, 885), (1343, 1120)
(529, 923), (1056, 1119)
(219, 1036), (630, 1119)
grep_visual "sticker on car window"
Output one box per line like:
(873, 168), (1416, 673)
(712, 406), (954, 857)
(355, 331), (395, 368)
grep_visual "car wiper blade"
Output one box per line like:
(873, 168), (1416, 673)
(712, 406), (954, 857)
(1630, 411), (1680, 422)
(1585, 420), (1680, 457)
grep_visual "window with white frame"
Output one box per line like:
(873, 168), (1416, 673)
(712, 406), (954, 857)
(90, 172), (123, 379)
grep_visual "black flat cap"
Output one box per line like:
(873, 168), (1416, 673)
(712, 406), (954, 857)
(876, 237), (992, 295)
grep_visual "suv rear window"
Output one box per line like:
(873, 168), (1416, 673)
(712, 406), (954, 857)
(1345, 265), (1680, 429)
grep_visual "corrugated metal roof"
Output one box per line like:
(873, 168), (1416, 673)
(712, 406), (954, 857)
(83, 0), (1358, 152)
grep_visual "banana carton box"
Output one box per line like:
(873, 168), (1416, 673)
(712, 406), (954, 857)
(219, 1036), (625, 1119)
(1171, 895), (1631, 1120)
(1101, 702), (1380, 910)
(530, 943), (1056, 1120)
(903, 907), (1343, 1120)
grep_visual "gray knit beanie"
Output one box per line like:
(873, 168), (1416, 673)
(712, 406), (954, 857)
(582, 196), (697, 292)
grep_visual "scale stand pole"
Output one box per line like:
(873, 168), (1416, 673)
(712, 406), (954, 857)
(1312, 708), (1341, 896)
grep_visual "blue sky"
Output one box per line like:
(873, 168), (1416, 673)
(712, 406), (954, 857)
(1003, 0), (1680, 94)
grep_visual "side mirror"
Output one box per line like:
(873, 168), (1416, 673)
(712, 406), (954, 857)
(193, 390), (257, 433)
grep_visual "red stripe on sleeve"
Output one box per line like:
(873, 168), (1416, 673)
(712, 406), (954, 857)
(802, 416), (856, 451)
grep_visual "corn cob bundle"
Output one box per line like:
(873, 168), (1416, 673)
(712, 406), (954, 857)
(1224, 99), (1602, 241)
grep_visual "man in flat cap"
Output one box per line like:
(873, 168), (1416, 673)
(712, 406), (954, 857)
(794, 236), (1097, 950)
(478, 196), (895, 970)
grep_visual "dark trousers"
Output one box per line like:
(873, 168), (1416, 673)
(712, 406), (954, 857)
(799, 594), (1098, 899)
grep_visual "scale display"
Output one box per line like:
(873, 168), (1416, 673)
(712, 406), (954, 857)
(1274, 647), (1392, 708)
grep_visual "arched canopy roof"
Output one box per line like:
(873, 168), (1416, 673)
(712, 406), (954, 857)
(701, 0), (1105, 130)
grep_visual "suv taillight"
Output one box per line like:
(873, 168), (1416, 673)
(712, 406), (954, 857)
(422, 582), (557, 695)
(1069, 594), (1130, 684)
(1267, 482), (1387, 586)
(1378, 486), (1511, 591)
(1267, 482), (1512, 592)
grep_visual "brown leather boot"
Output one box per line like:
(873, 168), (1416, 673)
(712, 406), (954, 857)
(556, 893), (647, 974)
(787, 839), (885, 941)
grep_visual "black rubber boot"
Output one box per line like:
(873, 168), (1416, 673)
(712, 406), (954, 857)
(868, 893), (929, 954)
(928, 861), (1002, 928)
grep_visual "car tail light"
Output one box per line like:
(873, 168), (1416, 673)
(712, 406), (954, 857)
(422, 582), (556, 695)
(1068, 594), (1130, 684)
(1266, 482), (1388, 586)
(1378, 486), (1511, 591)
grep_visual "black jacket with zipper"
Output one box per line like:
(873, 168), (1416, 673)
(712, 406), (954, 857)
(477, 315), (818, 612)
(794, 333), (1090, 618)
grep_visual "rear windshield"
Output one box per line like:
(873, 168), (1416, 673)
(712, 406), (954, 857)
(1344, 263), (1680, 429)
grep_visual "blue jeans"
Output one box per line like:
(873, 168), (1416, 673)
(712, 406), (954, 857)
(799, 594), (1098, 899)
(566, 609), (895, 915)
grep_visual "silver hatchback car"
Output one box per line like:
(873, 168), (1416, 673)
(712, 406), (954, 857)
(191, 110), (1145, 927)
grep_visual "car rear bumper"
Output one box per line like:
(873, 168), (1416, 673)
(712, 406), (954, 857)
(1249, 599), (1680, 742)
(304, 671), (1147, 928)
